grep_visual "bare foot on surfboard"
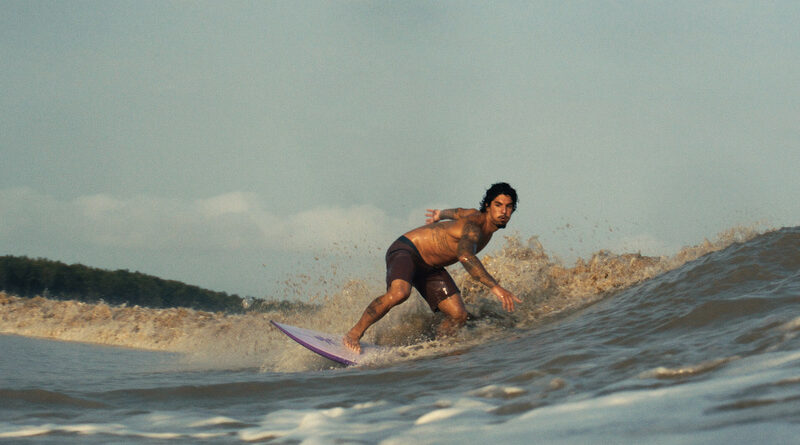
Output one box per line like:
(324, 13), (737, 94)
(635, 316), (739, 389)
(343, 331), (362, 354)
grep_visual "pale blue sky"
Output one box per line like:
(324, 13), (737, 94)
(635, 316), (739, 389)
(2, 1), (798, 298)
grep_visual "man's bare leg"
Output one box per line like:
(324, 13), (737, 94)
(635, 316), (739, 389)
(344, 279), (411, 353)
(436, 294), (468, 338)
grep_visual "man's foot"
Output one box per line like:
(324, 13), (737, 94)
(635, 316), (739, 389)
(343, 331), (362, 354)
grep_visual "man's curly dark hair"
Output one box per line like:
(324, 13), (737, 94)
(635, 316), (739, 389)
(479, 182), (517, 213)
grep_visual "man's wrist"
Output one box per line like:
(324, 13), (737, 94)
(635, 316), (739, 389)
(439, 209), (457, 220)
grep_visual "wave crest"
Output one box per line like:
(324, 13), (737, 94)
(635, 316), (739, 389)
(0, 225), (765, 371)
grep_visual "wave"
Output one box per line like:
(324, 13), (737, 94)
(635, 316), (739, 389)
(0, 225), (781, 371)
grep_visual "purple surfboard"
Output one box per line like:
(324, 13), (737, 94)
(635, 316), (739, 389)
(271, 320), (384, 366)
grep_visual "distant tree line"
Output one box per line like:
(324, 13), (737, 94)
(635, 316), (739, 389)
(0, 255), (313, 313)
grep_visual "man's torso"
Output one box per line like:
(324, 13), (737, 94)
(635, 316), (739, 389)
(403, 214), (491, 268)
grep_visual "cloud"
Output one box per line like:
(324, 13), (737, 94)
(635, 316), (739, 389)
(0, 188), (404, 254)
(196, 192), (255, 217)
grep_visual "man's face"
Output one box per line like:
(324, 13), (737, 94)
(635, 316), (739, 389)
(487, 194), (514, 229)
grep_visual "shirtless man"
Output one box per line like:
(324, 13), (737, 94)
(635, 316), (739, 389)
(343, 182), (522, 353)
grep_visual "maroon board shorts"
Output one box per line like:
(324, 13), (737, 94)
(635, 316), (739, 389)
(385, 236), (460, 312)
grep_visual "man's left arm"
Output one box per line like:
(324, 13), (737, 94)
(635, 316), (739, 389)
(457, 223), (522, 312)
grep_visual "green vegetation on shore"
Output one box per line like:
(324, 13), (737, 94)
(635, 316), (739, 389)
(0, 255), (311, 313)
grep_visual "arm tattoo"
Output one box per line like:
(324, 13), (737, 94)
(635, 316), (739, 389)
(438, 208), (459, 220)
(438, 208), (471, 221)
(458, 223), (499, 288)
(461, 255), (499, 288)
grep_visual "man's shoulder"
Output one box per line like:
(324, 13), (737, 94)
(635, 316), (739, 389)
(451, 211), (485, 233)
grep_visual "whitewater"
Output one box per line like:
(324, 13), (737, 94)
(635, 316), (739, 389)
(1, 226), (799, 443)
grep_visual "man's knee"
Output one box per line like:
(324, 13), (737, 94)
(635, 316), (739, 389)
(450, 308), (468, 325)
(365, 288), (408, 319)
(386, 280), (411, 303)
(384, 280), (411, 305)
(385, 287), (410, 305)
(439, 295), (467, 324)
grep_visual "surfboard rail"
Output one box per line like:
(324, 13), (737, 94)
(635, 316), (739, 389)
(271, 320), (382, 366)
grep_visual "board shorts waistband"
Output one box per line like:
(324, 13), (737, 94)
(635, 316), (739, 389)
(395, 235), (422, 258)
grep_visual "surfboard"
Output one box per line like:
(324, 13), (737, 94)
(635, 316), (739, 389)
(270, 320), (383, 366)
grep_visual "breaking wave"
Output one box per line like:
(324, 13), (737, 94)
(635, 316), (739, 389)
(0, 226), (762, 371)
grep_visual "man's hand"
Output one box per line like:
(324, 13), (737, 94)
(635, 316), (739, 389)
(425, 209), (441, 224)
(490, 285), (522, 312)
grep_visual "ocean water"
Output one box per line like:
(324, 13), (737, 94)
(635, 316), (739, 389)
(1, 227), (799, 443)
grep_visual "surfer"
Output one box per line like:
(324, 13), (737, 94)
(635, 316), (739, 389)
(344, 182), (522, 353)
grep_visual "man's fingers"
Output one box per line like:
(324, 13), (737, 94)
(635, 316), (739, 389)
(492, 287), (521, 312)
(425, 209), (439, 223)
(504, 294), (521, 312)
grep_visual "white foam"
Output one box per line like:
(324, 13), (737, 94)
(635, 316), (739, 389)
(781, 315), (800, 329)
(0, 423), (127, 439)
(188, 416), (242, 428)
(415, 408), (464, 425)
(414, 399), (492, 426)
(468, 384), (526, 399)
(0, 424), (53, 438)
(380, 349), (800, 444)
(0, 411), (273, 442)
(3, 345), (798, 445)
(351, 400), (387, 410)
(239, 402), (401, 443)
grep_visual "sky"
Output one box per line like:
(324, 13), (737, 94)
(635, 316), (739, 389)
(2, 1), (798, 299)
